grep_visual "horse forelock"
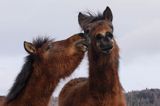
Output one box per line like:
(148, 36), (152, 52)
(33, 37), (51, 49)
(88, 12), (104, 22)
(81, 12), (113, 32)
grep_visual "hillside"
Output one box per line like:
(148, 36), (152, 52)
(126, 89), (160, 106)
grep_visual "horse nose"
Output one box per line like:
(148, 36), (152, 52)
(77, 33), (89, 48)
(78, 33), (85, 38)
(78, 33), (90, 41)
(104, 32), (113, 42)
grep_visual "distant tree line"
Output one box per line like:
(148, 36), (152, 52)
(125, 89), (160, 106)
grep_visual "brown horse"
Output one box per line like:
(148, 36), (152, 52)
(59, 7), (126, 106)
(1, 33), (87, 106)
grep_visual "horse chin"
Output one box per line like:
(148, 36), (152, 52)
(101, 47), (113, 54)
(101, 50), (112, 54)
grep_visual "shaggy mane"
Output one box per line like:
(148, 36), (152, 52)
(83, 11), (113, 30)
(86, 12), (105, 22)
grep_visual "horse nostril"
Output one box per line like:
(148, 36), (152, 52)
(78, 33), (85, 38)
(105, 32), (113, 40)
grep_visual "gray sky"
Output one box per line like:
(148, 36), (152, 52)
(0, 0), (160, 97)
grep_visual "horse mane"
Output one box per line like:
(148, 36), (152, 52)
(82, 12), (113, 31)
(32, 37), (50, 49)
(86, 11), (104, 22)
(6, 37), (50, 103)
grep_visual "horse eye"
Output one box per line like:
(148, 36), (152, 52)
(95, 34), (104, 40)
(106, 32), (113, 39)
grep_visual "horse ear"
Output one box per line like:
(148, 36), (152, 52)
(24, 41), (36, 54)
(78, 12), (92, 29)
(103, 6), (113, 22)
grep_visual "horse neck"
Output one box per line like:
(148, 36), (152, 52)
(88, 44), (121, 95)
(5, 51), (84, 106)
(7, 63), (59, 106)
(28, 64), (59, 100)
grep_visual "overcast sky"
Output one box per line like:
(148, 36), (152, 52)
(0, 0), (160, 97)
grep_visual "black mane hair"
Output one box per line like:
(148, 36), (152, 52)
(86, 12), (105, 22)
(83, 12), (113, 31)
(33, 37), (50, 49)
(6, 37), (50, 103)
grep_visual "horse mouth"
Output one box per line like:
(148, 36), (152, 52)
(82, 42), (88, 51)
(101, 46), (113, 54)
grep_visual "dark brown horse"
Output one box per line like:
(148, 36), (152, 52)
(59, 7), (126, 106)
(1, 33), (87, 106)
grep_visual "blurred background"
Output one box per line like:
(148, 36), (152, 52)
(0, 0), (160, 97)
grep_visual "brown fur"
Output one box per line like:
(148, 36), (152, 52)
(0, 96), (5, 106)
(1, 33), (87, 106)
(59, 7), (126, 106)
